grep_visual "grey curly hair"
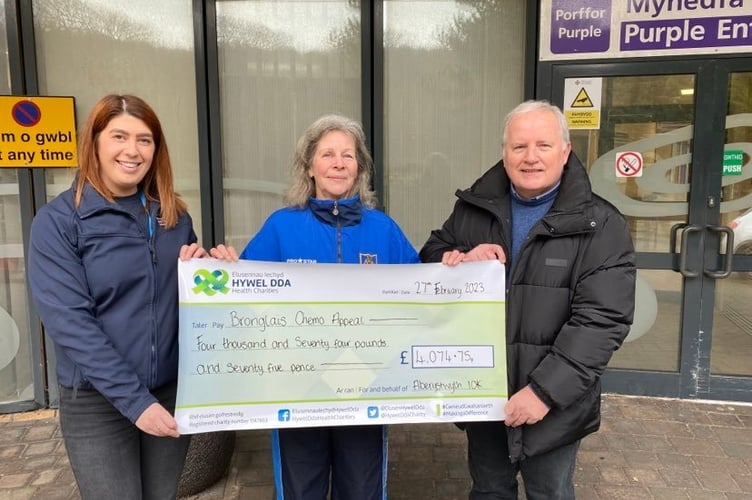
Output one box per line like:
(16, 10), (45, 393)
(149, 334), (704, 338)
(285, 114), (376, 208)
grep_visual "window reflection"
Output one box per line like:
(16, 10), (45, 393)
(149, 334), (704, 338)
(571, 75), (697, 373)
(712, 71), (752, 377)
(217, 0), (361, 249)
(0, 0), (34, 404)
(384, 1), (526, 248)
(574, 76), (695, 253)
(32, 0), (202, 235)
(609, 270), (678, 372)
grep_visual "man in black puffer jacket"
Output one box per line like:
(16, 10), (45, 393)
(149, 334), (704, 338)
(420, 100), (635, 500)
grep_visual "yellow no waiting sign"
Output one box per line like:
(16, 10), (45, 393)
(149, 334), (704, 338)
(0, 96), (78, 168)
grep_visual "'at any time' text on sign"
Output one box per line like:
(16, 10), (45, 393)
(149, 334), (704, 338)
(0, 96), (78, 168)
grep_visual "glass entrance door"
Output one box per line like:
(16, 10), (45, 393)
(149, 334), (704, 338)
(0, 0), (40, 412)
(551, 59), (752, 402)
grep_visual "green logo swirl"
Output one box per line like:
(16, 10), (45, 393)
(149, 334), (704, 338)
(192, 269), (230, 296)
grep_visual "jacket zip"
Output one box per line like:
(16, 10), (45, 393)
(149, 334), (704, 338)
(146, 205), (158, 387)
(122, 200), (160, 387)
(333, 200), (343, 263)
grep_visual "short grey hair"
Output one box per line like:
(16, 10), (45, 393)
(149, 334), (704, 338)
(285, 114), (376, 208)
(501, 100), (570, 147)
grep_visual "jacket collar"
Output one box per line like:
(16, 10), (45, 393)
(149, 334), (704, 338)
(74, 182), (158, 219)
(457, 152), (596, 235)
(309, 195), (363, 227)
(544, 153), (597, 235)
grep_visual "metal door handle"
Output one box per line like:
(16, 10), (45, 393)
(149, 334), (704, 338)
(704, 225), (734, 279)
(678, 224), (703, 278)
(669, 223), (688, 256)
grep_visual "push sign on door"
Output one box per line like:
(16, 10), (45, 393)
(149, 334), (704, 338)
(722, 150), (744, 176)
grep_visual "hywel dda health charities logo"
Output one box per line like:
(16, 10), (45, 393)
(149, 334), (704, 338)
(192, 269), (231, 296)
(192, 267), (294, 296)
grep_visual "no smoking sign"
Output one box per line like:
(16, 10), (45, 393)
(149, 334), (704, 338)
(615, 151), (643, 178)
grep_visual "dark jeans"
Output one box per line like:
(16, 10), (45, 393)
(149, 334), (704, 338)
(59, 382), (190, 500)
(273, 425), (387, 500)
(466, 421), (579, 500)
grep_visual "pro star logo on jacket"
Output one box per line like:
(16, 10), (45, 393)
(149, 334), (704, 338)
(359, 253), (378, 264)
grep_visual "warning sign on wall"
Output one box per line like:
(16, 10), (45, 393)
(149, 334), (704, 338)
(570, 88), (593, 108)
(0, 96), (78, 168)
(563, 78), (602, 130)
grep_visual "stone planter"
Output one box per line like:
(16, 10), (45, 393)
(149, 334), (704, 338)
(177, 431), (236, 497)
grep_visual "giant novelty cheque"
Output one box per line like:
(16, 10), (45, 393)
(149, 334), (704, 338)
(175, 259), (507, 434)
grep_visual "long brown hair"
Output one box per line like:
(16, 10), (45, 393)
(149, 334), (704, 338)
(74, 94), (186, 228)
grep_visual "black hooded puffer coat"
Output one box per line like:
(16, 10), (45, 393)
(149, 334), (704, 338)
(420, 154), (635, 461)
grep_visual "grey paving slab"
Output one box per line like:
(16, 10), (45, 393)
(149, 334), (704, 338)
(1, 395), (751, 500)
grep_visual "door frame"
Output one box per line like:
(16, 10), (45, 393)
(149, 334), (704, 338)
(538, 55), (752, 402)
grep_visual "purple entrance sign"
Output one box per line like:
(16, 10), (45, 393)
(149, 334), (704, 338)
(550, 0), (612, 54)
(621, 15), (752, 51)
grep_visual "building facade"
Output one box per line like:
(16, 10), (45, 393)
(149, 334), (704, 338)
(1, 0), (751, 413)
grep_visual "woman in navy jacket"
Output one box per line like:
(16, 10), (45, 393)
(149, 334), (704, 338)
(211, 114), (418, 500)
(28, 94), (207, 500)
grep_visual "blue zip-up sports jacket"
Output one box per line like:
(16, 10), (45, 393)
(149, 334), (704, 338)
(240, 195), (417, 500)
(240, 196), (419, 264)
(27, 183), (198, 423)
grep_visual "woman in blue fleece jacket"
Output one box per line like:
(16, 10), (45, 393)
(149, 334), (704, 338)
(211, 114), (418, 500)
(28, 95), (208, 500)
